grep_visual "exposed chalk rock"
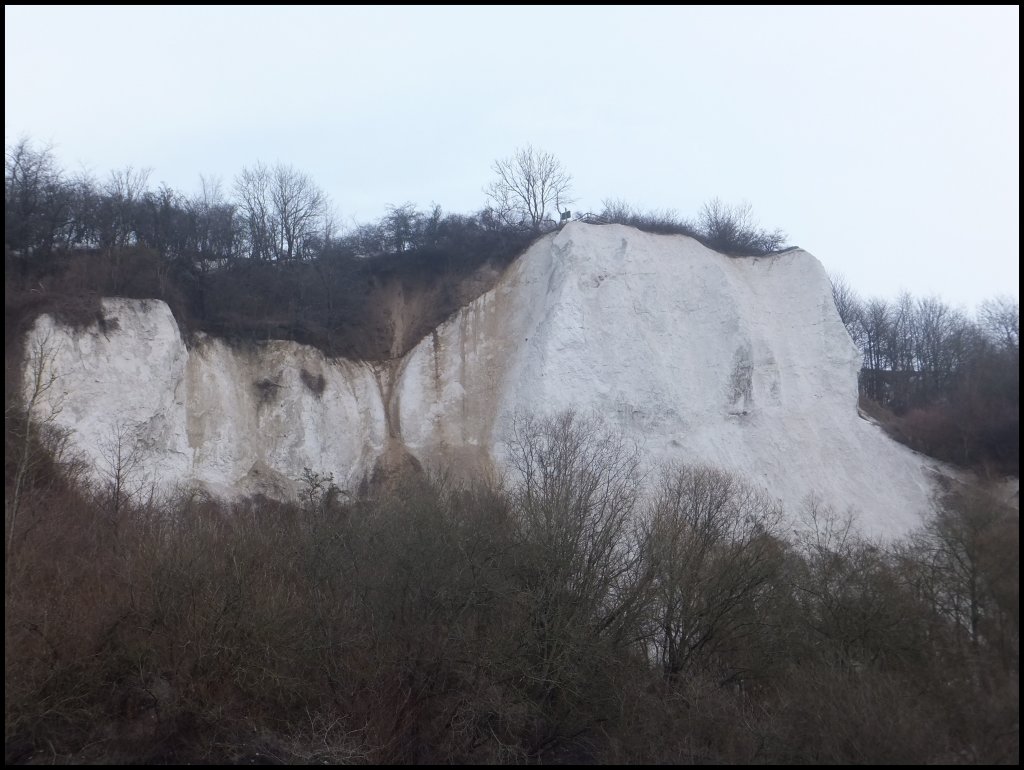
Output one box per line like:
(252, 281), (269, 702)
(25, 223), (942, 536)
(26, 300), (386, 500)
(398, 223), (940, 537)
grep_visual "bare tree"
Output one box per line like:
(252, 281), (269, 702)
(504, 411), (642, 590)
(235, 162), (329, 260)
(912, 487), (1018, 652)
(270, 163), (329, 260)
(4, 137), (73, 253)
(101, 165), (152, 250)
(640, 464), (784, 682)
(913, 296), (971, 400)
(485, 145), (574, 230)
(380, 202), (422, 253)
(6, 333), (65, 560)
(98, 421), (148, 521)
(234, 162), (275, 261)
(978, 296), (1019, 352)
(501, 410), (648, 745)
(829, 272), (865, 347)
(188, 174), (238, 268)
(859, 297), (891, 403)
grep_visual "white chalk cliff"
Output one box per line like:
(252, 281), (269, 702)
(24, 223), (941, 537)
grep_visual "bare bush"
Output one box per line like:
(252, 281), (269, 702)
(6, 332), (64, 561)
(697, 198), (787, 255)
(598, 198), (699, 237)
(790, 497), (930, 672)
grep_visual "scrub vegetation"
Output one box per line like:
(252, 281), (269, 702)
(4, 408), (1018, 763)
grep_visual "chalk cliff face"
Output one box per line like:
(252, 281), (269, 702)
(27, 301), (387, 500)
(25, 223), (941, 536)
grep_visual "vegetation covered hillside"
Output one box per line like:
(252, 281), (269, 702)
(5, 407), (1019, 763)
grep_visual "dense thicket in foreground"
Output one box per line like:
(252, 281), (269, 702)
(5, 411), (1018, 764)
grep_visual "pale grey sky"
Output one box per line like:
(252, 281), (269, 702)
(5, 5), (1019, 310)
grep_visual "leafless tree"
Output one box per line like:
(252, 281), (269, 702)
(829, 272), (865, 346)
(504, 411), (642, 611)
(102, 165), (152, 250)
(912, 487), (1018, 652)
(270, 163), (329, 260)
(978, 296), (1019, 352)
(913, 296), (971, 397)
(6, 333), (65, 560)
(98, 421), (148, 521)
(235, 162), (329, 260)
(380, 202), (422, 253)
(234, 161), (276, 261)
(187, 174), (238, 267)
(4, 137), (74, 252)
(501, 410), (648, 747)
(485, 145), (574, 230)
(640, 464), (784, 682)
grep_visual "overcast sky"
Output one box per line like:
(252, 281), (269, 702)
(5, 5), (1019, 310)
